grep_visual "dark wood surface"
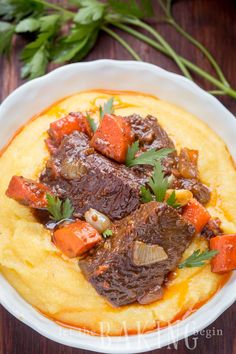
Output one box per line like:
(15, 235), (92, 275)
(0, 1), (236, 353)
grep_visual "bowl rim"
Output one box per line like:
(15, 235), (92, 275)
(0, 59), (236, 353)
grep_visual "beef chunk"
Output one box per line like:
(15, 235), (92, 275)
(79, 201), (195, 307)
(40, 131), (143, 221)
(125, 114), (175, 150)
(201, 218), (223, 240)
(178, 148), (199, 179)
(173, 177), (211, 205)
(125, 114), (177, 176)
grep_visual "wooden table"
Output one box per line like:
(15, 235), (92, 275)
(0, 1), (236, 353)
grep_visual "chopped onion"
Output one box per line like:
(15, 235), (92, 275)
(60, 158), (87, 180)
(133, 241), (168, 266)
(85, 208), (111, 234)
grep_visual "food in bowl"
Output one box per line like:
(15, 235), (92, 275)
(0, 89), (235, 335)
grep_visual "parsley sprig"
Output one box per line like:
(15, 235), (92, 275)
(86, 112), (97, 132)
(140, 162), (180, 207)
(99, 97), (114, 120)
(86, 97), (114, 132)
(126, 141), (174, 168)
(1, 0), (235, 99)
(46, 194), (74, 222)
(178, 249), (219, 269)
(102, 229), (113, 238)
(147, 160), (169, 202)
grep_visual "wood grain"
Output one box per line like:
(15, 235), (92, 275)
(0, 1), (236, 353)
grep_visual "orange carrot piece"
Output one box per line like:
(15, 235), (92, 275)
(53, 220), (102, 258)
(48, 112), (92, 145)
(182, 198), (210, 233)
(6, 176), (50, 208)
(90, 114), (134, 163)
(210, 234), (236, 273)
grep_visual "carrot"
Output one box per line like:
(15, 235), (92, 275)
(90, 114), (134, 163)
(210, 234), (236, 273)
(182, 198), (211, 233)
(48, 112), (92, 145)
(53, 220), (102, 258)
(6, 176), (50, 208)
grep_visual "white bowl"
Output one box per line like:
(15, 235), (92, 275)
(0, 60), (235, 353)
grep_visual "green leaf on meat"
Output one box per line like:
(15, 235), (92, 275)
(148, 161), (169, 202)
(46, 194), (74, 222)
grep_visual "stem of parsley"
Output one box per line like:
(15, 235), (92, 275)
(1, 0), (236, 99)
(33, 0), (74, 18)
(102, 26), (142, 61)
(158, 0), (230, 88)
(113, 23), (236, 99)
(121, 17), (192, 80)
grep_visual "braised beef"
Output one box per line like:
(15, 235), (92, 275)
(40, 131), (143, 221)
(126, 114), (177, 175)
(201, 218), (223, 240)
(79, 201), (195, 307)
(173, 177), (211, 205)
(178, 148), (199, 179)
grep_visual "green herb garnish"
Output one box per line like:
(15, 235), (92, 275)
(147, 161), (169, 202)
(46, 194), (74, 222)
(102, 229), (113, 238)
(99, 97), (114, 120)
(178, 249), (219, 269)
(125, 140), (139, 166)
(140, 185), (153, 203)
(126, 142), (174, 167)
(0, 0), (235, 100)
(166, 190), (181, 209)
(86, 112), (97, 132)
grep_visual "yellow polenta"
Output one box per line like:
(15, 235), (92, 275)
(0, 90), (234, 335)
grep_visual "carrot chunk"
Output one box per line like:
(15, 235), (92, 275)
(53, 220), (102, 258)
(210, 234), (236, 273)
(90, 114), (134, 163)
(182, 198), (210, 233)
(48, 112), (92, 145)
(6, 176), (50, 208)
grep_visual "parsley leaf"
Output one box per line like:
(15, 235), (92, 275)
(99, 97), (114, 119)
(178, 249), (219, 269)
(86, 112), (97, 132)
(61, 198), (75, 220)
(53, 22), (99, 64)
(46, 194), (74, 222)
(166, 190), (181, 208)
(15, 18), (40, 33)
(140, 185), (153, 203)
(102, 229), (113, 238)
(108, 0), (153, 19)
(126, 146), (174, 167)
(148, 161), (169, 202)
(21, 14), (60, 79)
(0, 21), (15, 54)
(125, 140), (139, 166)
(73, 0), (106, 25)
(0, 0), (44, 21)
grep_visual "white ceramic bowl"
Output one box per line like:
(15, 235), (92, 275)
(0, 60), (235, 353)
